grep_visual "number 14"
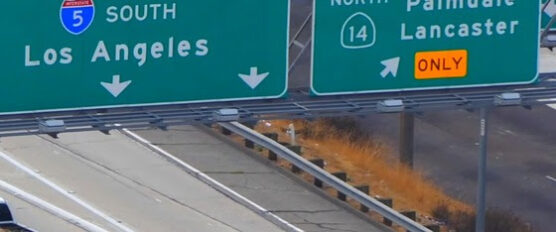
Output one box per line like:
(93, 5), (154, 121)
(349, 26), (368, 42)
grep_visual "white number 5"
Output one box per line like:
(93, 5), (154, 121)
(73, 10), (83, 27)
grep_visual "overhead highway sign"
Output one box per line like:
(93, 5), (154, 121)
(0, 0), (290, 114)
(311, 0), (540, 95)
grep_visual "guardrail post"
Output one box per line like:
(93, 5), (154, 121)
(221, 127), (232, 135)
(355, 185), (370, 212)
(291, 165), (301, 173)
(402, 210), (417, 231)
(400, 112), (415, 169)
(263, 133), (279, 161)
(287, 145), (302, 154)
(310, 159), (325, 187)
(268, 150), (278, 161)
(262, 133), (279, 141)
(245, 139), (254, 149)
(310, 159), (325, 168)
(377, 198), (394, 226)
(243, 121), (257, 129)
(288, 145), (303, 173)
(401, 211), (416, 221)
(425, 225), (440, 232)
(332, 172), (347, 181)
(332, 172), (348, 201)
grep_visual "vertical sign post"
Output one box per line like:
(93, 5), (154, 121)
(476, 107), (489, 232)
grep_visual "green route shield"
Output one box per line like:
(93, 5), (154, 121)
(0, 1), (289, 114)
(311, 0), (540, 96)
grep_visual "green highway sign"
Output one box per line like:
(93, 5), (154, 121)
(0, 0), (289, 114)
(311, 0), (540, 96)
(542, 0), (556, 29)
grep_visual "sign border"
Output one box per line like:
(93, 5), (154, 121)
(3, 0), (291, 116)
(310, 1), (541, 96)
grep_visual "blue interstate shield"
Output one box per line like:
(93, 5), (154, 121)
(60, 0), (94, 35)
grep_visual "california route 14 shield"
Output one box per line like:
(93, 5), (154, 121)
(60, 0), (94, 35)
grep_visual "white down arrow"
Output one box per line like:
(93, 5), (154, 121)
(101, 75), (131, 98)
(238, 67), (269, 89)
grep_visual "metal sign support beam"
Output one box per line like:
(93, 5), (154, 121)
(476, 108), (489, 232)
(399, 112), (415, 169)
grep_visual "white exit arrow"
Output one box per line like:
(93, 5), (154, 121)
(238, 67), (269, 89)
(380, 57), (400, 78)
(546, 0), (556, 17)
(101, 75), (131, 98)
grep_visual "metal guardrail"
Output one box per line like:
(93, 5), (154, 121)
(219, 121), (432, 232)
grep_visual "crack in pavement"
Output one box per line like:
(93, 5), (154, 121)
(314, 223), (359, 232)
(204, 171), (274, 175)
(152, 142), (221, 146)
(270, 209), (341, 214)
(271, 211), (359, 232)
(293, 221), (358, 232)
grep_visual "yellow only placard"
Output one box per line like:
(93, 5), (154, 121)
(415, 50), (468, 80)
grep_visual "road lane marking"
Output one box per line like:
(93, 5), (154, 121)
(120, 128), (304, 232)
(547, 175), (556, 183)
(0, 180), (109, 232)
(547, 103), (556, 110)
(0, 150), (135, 232)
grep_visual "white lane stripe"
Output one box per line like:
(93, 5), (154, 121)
(121, 128), (304, 232)
(545, 102), (556, 110)
(547, 175), (556, 183)
(0, 180), (109, 232)
(0, 150), (135, 232)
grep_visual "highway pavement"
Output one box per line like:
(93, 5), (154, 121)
(0, 126), (391, 232)
(0, 131), (283, 232)
(133, 125), (391, 232)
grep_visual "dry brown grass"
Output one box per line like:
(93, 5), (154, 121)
(256, 119), (472, 216)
